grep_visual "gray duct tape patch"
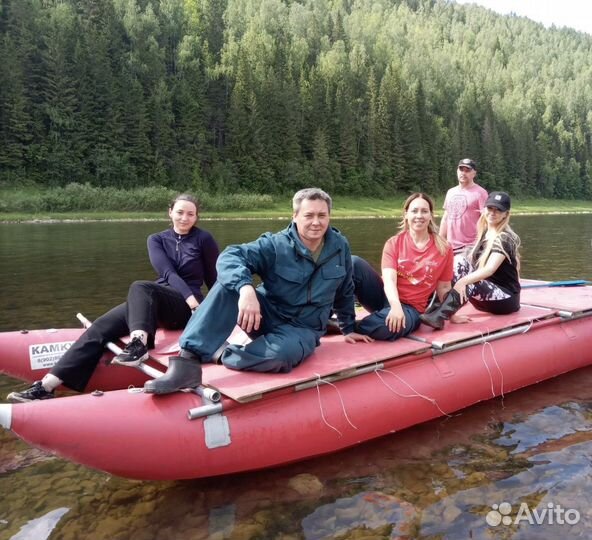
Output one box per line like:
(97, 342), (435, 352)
(204, 413), (231, 448)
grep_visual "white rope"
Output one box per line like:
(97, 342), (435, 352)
(314, 382), (342, 436)
(520, 319), (534, 333)
(489, 318), (534, 401)
(474, 329), (506, 399)
(375, 367), (451, 417)
(313, 373), (358, 436)
(478, 331), (497, 398)
(481, 340), (505, 399)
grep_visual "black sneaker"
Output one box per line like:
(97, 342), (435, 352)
(7, 381), (55, 403)
(111, 337), (149, 366)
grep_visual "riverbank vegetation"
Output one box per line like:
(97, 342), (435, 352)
(0, 185), (590, 222)
(1, 0), (592, 201)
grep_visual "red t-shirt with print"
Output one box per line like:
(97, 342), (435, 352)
(381, 232), (453, 313)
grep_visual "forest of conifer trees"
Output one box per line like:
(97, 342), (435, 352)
(1, 0), (591, 199)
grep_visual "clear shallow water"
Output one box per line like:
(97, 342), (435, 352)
(0, 215), (591, 539)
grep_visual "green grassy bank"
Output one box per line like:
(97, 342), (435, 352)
(0, 184), (591, 222)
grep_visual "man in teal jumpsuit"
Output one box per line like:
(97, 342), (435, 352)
(145, 188), (372, 394)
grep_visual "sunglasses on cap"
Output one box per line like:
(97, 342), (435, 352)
(458, 158), (476, 170)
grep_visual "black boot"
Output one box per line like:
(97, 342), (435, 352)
(420, 289), (463, 330)
(424, 295), (441, 314)
(325, 316), (341, 335)
(144, 352), (202, 394)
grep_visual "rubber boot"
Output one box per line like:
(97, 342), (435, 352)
(424, 296), (441, 314)
(144, 353), (202, 394)
(419, 289), (463, 330)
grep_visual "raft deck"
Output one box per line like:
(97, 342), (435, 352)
(160, 284), (592, 403)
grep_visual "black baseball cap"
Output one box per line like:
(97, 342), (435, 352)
(458, 158), (477, 170)
(485, 191), (511, 212)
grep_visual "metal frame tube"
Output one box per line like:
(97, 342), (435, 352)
(77, 313), (222, 403)
(431, 324), (531, 354)
(187, 402), (224, 420)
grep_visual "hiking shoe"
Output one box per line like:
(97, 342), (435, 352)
(111, 337), (149, 366)
(7, 381), (55, 403)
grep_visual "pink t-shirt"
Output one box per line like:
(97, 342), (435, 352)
(443, 184), (488, 250)
(381, 232), (454, 313)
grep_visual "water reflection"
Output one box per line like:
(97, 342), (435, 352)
(302, 491), (417, 539)
(1, 366), (592, 538)
(9, 508), (69, 540)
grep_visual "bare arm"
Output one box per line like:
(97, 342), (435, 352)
(382, 267), (406, 333)
(436, 280), (452, 301)
(439, 211), (448, 240)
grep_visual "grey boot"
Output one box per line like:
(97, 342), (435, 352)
(419, 289), (463, 330)
(144, 353), (202, 394)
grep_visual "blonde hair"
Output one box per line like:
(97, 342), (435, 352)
(397, 192), (449, 256)
(470, 211), (521, 272)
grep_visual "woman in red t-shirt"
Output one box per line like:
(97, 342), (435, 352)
(352, 193), (454, 340)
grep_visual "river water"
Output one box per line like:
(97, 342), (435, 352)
(0, 215), (591, 540)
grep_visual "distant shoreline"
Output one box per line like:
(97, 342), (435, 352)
(1, 209), (591, 224)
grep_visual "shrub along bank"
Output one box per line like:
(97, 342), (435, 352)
(0, 183), (590, 221)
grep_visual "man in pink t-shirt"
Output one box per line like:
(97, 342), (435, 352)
(440, 158), (488, 253)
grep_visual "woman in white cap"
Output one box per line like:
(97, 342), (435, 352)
(420, 191), (521, 329)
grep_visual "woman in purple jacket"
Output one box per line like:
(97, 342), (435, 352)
(7, 194), (219, 402)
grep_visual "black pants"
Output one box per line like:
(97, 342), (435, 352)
(51, 281), (192, 392)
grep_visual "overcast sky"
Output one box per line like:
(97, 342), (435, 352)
(452, 0), (592, 36)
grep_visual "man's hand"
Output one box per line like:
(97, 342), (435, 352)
(237, 285), (261, 333)
(344, 332), (374, 344)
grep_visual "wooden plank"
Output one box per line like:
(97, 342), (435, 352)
(202, 336), (429, 402)
(411, 304), (555, 347)
(520, 284), (592, 313)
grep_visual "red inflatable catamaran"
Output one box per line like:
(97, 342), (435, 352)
(1, 281), (591, 481)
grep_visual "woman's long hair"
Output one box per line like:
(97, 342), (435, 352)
(398, 192), (449, 256)
(470, 211), (521, 272)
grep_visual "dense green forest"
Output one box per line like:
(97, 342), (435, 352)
(1, 0), (591, 199)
